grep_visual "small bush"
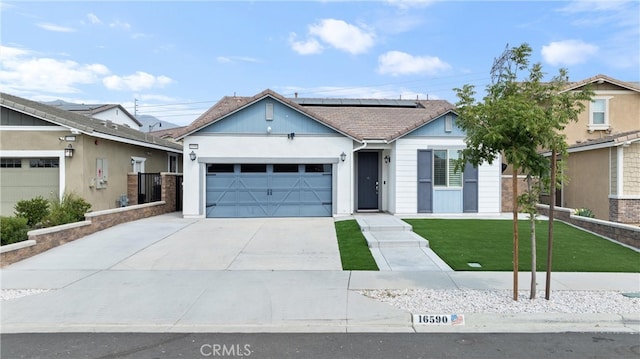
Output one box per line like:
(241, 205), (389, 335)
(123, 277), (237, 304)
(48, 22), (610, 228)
(44, 192), (91, 227)
(1, 216), (29, 245)
(14, 196), (50, 227)
(574, 208), (595, 218)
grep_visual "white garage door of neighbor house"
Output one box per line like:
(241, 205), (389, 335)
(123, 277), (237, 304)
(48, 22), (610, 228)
(0, 158), (59, 215)
(205, 163), (332, 218)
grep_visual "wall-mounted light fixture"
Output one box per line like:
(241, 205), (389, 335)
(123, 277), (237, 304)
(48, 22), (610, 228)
(189, 151), (197, 161)
(384, 155), (391, 164)
(267, 126), (272, 134)
(64, 144), (74, 158)
(131, 158), (135, 166)
(340, 152), (346, 162)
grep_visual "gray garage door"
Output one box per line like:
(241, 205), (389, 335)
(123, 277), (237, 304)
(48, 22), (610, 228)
(206, 163), (332, 218)
(0, 158), (59, 216)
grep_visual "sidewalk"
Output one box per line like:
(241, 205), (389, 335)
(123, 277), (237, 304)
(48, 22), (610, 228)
(1, 213), (639, 334)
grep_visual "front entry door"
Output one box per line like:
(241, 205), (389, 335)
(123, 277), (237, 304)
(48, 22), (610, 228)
(358, 152), (379, 210)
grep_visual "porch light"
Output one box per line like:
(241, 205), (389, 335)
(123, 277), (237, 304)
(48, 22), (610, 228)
(189, 151), (197, 161)
(64, 144), (74, 158)
(384, 155), (391, 164)
(340, 152), (346, 162)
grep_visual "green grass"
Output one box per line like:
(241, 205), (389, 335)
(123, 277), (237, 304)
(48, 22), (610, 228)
(334, 220), (379, 271)
(404, 219), (640, 272)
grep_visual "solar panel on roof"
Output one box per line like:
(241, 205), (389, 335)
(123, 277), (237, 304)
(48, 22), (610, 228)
(288, 97), (418, 107)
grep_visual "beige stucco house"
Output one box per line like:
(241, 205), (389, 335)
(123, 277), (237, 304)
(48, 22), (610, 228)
(551, 75), (640, 223)
(0, 93), (183, 216)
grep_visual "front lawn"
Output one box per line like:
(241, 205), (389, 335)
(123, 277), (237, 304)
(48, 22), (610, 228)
(404, 219), (640, 272)
(334, 220), (379, 271)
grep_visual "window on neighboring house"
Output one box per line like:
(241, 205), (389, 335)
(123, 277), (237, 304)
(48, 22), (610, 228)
(0, 158), (22, 168)
(433, 150), (462, 187)
(589, 97), (611, 130)
(29, 158), (59, 168)
(168, 154), (178, 173)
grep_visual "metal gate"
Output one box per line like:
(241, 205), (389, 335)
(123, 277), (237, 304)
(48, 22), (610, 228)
(138, 172), (161, 204)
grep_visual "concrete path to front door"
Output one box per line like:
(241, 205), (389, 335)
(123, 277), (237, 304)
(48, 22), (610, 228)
(354, 213), (453, 271)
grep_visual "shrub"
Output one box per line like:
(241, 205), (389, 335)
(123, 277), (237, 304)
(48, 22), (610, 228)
(1, 216), (29, 245)
(44, 192), (92, 227)
(14, 196), (50, 227)
(574, 208), (595, 218)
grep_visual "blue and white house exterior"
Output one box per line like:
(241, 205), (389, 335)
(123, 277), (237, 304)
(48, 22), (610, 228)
(177, 89), (501, 218)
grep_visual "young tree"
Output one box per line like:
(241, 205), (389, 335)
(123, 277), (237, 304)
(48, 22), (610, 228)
(454, 43), (591, 301)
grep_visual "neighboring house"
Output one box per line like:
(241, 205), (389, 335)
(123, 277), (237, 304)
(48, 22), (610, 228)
(52, 102), (142, 131)
(176, 89), (501, 218)
(0, 93), (183, 215)
(150, 126), (186, 142)
(544, 75), (640, 223)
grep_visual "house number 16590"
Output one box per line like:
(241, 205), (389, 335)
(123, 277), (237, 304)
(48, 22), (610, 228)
(416, 314), (449, 324)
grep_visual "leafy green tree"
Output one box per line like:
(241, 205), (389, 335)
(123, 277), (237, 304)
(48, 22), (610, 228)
(454, 43), (591, 300)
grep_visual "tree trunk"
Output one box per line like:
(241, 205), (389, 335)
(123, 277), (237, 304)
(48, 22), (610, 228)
(512, 166), (519, 301)
(545, 150), (557, 300)
(528, 176), (537, 299)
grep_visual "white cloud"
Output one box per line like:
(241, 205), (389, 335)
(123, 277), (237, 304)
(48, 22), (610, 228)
(87, 13), (102, 25)
(290, 19), (375, 55)
(377, 51), (451, 76)
(309, 19), (375, 55)
(0, 45), (109, 94)
(541, 40), (599, 66)
(288, 33), (323, 55)
(103, 71), (172, 91)
(37, 23), (75, 32)
(109, 20), (131, 31)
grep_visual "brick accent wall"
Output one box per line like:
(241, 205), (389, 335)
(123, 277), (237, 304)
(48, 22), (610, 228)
(501, 175), (529, 212)
(610, 198), (640, 224)
(538, 204), (639, 249)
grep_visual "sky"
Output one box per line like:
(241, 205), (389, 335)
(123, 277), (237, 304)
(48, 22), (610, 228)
(1, 0), (639, 127)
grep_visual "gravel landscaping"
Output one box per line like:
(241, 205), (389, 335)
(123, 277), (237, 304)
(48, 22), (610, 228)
(361, 289), (640, 314)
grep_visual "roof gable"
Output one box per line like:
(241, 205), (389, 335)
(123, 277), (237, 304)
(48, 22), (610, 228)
(197, 98), (338, 136)
(177, 89), (457, 142)
(176, 89), (357, 140)
(563, 74), (640, 93)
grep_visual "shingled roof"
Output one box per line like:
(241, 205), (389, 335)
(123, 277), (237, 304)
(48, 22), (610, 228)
(562, 74), (640, 93)
(568, 130), (640, 152)
(52, 102), (142, 127)
(176, 89), (456, 142)
(1, 92), (182, 152)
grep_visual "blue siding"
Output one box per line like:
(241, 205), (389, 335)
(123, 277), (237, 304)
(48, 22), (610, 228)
(198, 98), (337, 135)
(433, 189), (463, 212)
(405, 114), (465, 137)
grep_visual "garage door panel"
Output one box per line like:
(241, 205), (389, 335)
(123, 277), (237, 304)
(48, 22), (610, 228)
(206, 164), (332, 218)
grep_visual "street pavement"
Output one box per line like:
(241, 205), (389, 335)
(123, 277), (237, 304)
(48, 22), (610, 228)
(1, 212), (639, 334)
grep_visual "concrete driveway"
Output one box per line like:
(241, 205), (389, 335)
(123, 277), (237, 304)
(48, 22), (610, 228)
(7, 213), (343, 272)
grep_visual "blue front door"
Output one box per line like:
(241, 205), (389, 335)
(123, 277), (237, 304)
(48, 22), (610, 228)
(357, 152), (379, 210)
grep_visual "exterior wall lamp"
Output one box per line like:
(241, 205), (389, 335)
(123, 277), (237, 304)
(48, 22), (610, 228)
(384, 155), (391, 164)
(189, 151), (197, 161)
(340, 152), (346, 162)
(64, 144), (74, 158)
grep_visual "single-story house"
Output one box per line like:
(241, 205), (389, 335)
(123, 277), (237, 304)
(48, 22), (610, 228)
(176, 89), (501, 218)
(0, 93), (183, 215)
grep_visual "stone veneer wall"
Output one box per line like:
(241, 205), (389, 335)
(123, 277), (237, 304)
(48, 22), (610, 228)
(501, 175), (530, 212)
(537, 204), (639, 249)
(610, 198), (640, 224)
(1, 172), (182, 267)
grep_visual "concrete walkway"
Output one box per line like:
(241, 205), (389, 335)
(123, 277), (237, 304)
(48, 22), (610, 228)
(354, 213), (452, 271)
(1, 213), (639, 334)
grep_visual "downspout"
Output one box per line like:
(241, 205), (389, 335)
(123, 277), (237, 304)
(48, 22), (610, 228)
(350, 141), (368, 214)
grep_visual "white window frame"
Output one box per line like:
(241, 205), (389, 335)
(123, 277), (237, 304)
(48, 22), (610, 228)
(588, 96), (612, 131)
(433, 149), (463, 188)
